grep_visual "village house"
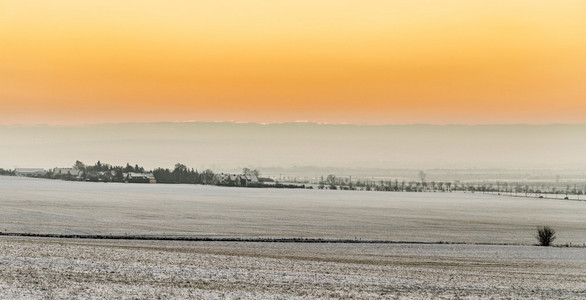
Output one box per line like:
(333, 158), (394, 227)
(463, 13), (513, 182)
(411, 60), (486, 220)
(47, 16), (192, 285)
(124, 172), (156, 183)
(14, 168), (47, 177)
(243, 174), (259, 185)
(215, 173), (259, 186)
(52, 168), (81, 177)
(84, 170), (115, 182)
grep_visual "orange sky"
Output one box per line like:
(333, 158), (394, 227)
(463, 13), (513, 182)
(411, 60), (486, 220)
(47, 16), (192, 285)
(1, 0), (585, 125)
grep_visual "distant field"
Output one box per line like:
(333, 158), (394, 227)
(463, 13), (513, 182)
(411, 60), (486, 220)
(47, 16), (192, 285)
(1, 176), (584, 245)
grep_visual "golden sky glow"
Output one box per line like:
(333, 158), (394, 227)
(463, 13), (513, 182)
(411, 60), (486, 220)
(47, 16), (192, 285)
(1, 0), (586, 124)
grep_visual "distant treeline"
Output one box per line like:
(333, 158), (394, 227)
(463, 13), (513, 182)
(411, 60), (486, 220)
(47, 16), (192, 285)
(2, 162), (585, 197)
(317, 173), (586, 198)
(0, 160), (260, 184)
(153, 164), (215, 184)
(63, 161), (217, 184)
(0, 168), (14, 176)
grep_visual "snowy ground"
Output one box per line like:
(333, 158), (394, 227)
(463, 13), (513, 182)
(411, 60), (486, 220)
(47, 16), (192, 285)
(1, 176), (585, 245)
(0, 237), (584, 299)
(1, 176), (585, 298)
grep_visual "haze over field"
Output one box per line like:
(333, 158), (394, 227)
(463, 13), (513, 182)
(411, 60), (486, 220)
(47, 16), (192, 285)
(2, 123), (586, 172)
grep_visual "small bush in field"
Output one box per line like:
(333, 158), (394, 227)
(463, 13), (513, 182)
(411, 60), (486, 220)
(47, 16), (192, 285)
(536, 226), (556, 246)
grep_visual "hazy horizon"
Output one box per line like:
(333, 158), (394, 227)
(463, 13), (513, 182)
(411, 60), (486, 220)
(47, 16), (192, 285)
(3, 122), (586, 176)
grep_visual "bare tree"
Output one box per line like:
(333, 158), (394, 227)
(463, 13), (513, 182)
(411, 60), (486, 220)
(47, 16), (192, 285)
(418, 171), (426, 191)
(418, 171), (426, 182)
(73, 160), (85, 170)
(326, 174), (337, 185)
(536, 226), (556, 246)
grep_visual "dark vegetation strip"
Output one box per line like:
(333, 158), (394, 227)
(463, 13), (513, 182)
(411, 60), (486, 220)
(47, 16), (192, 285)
(0, 232), (473, 244)
(7, 232), (585, 247)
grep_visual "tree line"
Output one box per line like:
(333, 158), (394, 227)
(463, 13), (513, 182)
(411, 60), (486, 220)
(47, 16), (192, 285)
(0, 168), (14, 176)
(6, 160), (215, 184)
(152, 163), (215, 184)
(3, 162), (585, 198)
(318, 173), (586, 198)
(2, 160), (270, 187)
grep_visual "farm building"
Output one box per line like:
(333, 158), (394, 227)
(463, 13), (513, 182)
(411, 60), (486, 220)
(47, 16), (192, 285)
(124, 172), (156, 183)
(53, 168), (81, 177)
(15, 168), (47, 177)
(215, 173), (259, 186)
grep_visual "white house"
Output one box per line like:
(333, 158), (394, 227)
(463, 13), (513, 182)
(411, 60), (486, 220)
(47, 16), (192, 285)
(214, 173), (259, 186)
(15, 168), (47, 177)
(53, 168), (81, 177)
(244, 174), (259, 184)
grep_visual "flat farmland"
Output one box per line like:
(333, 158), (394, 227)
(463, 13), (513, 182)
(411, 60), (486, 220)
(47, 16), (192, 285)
(0, 176), (585, 245)
(0, 237), (584, 299)
(1, 176), (585, 298)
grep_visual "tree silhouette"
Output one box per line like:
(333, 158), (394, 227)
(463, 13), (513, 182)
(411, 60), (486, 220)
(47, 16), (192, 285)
(73, 160), (86, 170)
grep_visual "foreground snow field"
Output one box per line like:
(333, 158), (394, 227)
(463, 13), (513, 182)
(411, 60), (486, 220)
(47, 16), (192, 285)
(1, 176), (585, 244)
(0, 237), (584, 299)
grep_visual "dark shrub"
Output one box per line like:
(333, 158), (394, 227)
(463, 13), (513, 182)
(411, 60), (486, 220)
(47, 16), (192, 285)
(536, 226), (556, 246)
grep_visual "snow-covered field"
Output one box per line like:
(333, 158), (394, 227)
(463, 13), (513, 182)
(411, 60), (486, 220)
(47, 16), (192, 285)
(1, 176), (585, 298)
(1, 176), (585, 244)
(0, 237), (584, 299)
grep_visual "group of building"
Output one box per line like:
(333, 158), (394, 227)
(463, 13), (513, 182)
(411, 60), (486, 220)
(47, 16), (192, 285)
(14, 167), (156, 184)
(214, 173), (261, 186)
(13, 168), (265, 187)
